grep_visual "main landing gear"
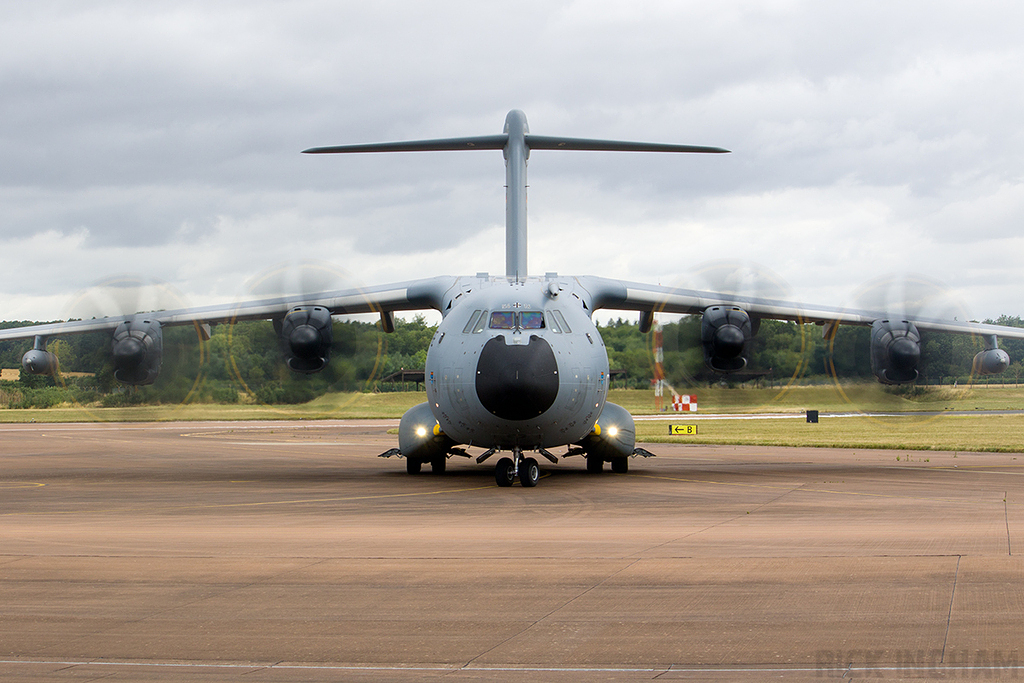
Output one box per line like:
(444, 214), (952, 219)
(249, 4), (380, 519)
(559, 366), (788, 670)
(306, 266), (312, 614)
(585, 456), (630, 473)
(404, 456), (447, 474)
(495, 448), (540, 488)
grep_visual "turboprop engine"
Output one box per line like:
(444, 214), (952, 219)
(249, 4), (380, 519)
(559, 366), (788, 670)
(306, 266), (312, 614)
(701, 306), (755, 373)
(276, 306), (333, 374)
(111, 315), (163, 386)
(973, 336), (1010, 376)
(870, 319), (921, 385)
(21, 337), (58, 376)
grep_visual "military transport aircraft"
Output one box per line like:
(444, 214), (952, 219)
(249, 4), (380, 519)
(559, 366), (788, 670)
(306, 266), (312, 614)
(3, 110), (1024, 487)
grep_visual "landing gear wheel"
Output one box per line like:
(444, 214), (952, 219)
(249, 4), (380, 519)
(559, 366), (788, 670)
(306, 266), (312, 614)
(586, 455), (603, 473)
(611, 457), (628, 474)
(520, 457), (539, 487)
(495, 457), (515, 487)
(406, 458), (422, 475)
(430, 456), (447, 474)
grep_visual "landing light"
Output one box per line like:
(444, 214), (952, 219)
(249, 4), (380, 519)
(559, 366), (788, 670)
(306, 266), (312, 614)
(415, 426), (428, 437)
(608, 426), (619, 437)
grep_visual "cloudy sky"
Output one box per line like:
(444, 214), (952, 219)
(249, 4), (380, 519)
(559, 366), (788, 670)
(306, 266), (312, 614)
(1, 0), (1022, 324)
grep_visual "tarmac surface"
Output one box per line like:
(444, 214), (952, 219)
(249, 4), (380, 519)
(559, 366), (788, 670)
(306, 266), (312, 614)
(2, 419), (1023, 681)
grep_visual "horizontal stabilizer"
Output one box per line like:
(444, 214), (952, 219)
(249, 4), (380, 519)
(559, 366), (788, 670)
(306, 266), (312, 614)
(303, 135), (508, 154)
(304, 134), (729, 155)
(525, 135), (729, 154)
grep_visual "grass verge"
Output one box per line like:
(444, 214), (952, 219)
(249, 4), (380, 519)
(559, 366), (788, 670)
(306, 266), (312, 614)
(638, 413), (1024, 453)
(2, 386), (1023, 452)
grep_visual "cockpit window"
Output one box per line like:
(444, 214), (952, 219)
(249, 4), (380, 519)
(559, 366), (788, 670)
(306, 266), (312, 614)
(551, 310), (572, 333)
(472, 311), (488, 333)
(489, 311), (515, 329)
(521, 311), (544, 329)
(462, 310), (484, 334)
(546, 312), (562, 333)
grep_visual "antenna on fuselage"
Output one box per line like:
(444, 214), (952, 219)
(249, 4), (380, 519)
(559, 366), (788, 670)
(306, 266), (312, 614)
(303, 110), (730, 282)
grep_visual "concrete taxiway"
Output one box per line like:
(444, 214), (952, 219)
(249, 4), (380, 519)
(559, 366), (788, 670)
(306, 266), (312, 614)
(1, 419), (1023, 681)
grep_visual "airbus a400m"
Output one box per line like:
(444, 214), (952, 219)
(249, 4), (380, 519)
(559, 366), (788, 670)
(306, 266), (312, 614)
(4, 110), (1024, 487)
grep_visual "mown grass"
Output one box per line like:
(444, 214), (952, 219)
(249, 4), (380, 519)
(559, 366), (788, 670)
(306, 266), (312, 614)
(638, 413), (1024, 453)
(3, 385), (1024, 452)
(610, 384), (1024, 415)
(0, 392), (420, 423)
(5, 385), (1024, 422)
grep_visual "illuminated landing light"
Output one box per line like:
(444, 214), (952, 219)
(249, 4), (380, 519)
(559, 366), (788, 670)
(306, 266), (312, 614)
(608, 426), (619, 437)
(415, 426), (428, 437)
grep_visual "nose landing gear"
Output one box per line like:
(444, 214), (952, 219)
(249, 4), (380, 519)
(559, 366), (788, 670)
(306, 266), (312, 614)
(520, 457), (540, 487)
(495, 457), (515, 487)
(495, 448), (541, 487)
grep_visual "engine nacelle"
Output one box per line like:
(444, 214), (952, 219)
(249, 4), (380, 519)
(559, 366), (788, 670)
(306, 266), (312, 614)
(870, 319), (921, 385)
(22, 349), (58, 376)
(278, 306), (333, 374)
(112, 315), (163, 386)
(701, 306), (753, 373)
(575, 401), (636, 462)
(398, 401), (455, 464)
(973, 348), (1010, 376)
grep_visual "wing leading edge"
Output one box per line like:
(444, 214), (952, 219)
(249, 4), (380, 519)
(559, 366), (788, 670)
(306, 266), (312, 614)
(0, 276), (456, 343)
(577, 275), (1024, 340)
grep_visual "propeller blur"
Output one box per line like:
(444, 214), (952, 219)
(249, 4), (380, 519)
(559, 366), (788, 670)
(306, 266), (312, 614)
(3, 110), (1024, 487)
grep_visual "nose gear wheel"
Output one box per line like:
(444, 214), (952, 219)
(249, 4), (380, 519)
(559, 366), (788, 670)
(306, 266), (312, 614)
(494, 448), (541, 487)
(520, 457), (539, 487)
(495, 457), (516, 487)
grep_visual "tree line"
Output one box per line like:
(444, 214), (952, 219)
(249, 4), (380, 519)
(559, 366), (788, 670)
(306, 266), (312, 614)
(1, 314), (1022, 408)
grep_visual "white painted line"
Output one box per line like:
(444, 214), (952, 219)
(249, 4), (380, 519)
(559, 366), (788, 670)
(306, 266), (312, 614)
(218, 442), (363, 446)
(1, 660), (1021, 676)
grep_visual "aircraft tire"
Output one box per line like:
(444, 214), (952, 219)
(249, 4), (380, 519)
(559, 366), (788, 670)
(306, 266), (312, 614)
(430, 456), (447, 474)
(495, 457), (516, 487)
(611, 457), (628, 474)
(586, 455), (603, 473)
(520, 458), (539, 487)
(406, 458), (422, 475)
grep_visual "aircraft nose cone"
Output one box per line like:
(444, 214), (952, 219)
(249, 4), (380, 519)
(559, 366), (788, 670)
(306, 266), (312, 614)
(113, 338), (145, 369)
(890, 337), (920, 371)
(714, 324), (746, 360)
(289, 325), (321, 359)
(476, 335), (559, 421)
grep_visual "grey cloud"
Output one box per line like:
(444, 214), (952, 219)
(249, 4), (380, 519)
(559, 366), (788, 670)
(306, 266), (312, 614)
(1, 0), (1023, 319)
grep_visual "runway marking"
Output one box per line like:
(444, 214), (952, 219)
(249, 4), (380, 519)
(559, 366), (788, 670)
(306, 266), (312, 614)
(0, 482), (499, 517)
(2, 660), (1023, 676)
(927, 465), (1024, 474)
(188, 481), (502, 510)
(214, 441), (363, 446)
(0, 482), (44, 489)
(630, 472), (1012, 507)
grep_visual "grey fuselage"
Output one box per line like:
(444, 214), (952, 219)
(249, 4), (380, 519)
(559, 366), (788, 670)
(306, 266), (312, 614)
(423, 275), (610, 450)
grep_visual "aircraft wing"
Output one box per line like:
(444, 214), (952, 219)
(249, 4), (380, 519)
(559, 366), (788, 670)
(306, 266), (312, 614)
(578, 276), (1024, 340)
(0, 276), (456, 342)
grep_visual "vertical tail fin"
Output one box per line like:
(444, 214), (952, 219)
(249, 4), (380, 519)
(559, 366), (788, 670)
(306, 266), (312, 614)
(303, 110), (729, 281)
